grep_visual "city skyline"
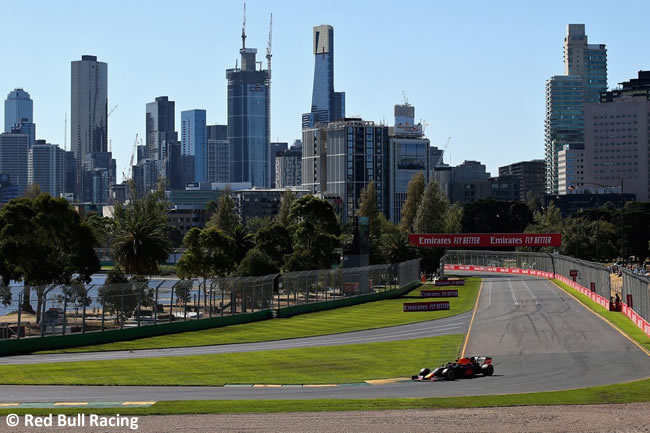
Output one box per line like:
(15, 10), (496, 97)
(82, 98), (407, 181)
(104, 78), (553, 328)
(1, 0), (650, 180)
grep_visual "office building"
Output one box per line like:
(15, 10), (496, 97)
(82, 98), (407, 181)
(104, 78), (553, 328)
(71, 55), (108, 197)
(302, 25), (345, 129)
(275, 147), (302, 188)
(235, 188), (309, 225)
(4, 88), (35, 146)
(181, 109), (207, 182)
(0, 174), (19, 204)
(389, 103), (430, 224)
(584, 71), (650, 201)
(226, 24), (271, 188)
(146, 96), (177, 161)
(63, 151), (76, 195)
(28, 140), (65, 197)
(302, 119), (389, 223)
(449, 160), (491, 203)
(557, 145), (585, 195)
(270, 142), (288, 187)
(499, 159), (546, 201)
(487, 175), (520, 201)
(81, 152), (116, 202)
(133, 159), (162, 198)
(206, 125), (229, 183)
(0, 132), (29, 195)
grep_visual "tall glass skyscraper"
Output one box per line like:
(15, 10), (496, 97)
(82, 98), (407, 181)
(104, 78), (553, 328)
(181, 109), (207, 182)
(146, 96), (177, 161)
(302, 25), (345, 129)
(226, 31), (271, 188)
(71, 55), (108, 197)
(4, 88), (35, 146)
(545, 25), (607, 194)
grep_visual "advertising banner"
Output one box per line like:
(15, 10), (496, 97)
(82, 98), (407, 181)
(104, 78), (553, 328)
(420, 289), (458, 298)
(409, 233), (561, 248)
(403, 301), (450, 311)
(434, 279), (465, 286)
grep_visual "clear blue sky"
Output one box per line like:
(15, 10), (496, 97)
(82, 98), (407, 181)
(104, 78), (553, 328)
(2, 0), (649, 179)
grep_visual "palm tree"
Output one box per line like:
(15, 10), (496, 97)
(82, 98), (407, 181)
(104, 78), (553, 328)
(111, 198), (171, 276)
(230, 224), (255, 265)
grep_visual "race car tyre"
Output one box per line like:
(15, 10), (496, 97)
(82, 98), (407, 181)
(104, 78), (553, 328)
(444, 369), (455, 381)
(482, 364), (494, 376)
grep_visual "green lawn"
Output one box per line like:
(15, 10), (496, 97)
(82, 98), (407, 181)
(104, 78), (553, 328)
(553, 280), (650, 352)
(2, 377), (649, 416)
(0, 335), (463, 386)
(41, 277), (479, 353)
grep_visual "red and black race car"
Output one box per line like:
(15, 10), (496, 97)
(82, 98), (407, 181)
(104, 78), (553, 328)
(412, 356), (494, 381)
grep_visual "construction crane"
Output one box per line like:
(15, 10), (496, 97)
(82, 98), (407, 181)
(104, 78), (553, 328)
(436, 136), (451, 167)
(266, 13), (272, 78)
(125, 133), (138, 181)
(108, 105), (118, 118)
(63, 113), (67, 151)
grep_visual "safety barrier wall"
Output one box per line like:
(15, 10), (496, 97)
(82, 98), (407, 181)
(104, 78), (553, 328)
(442, 251), (650, 337)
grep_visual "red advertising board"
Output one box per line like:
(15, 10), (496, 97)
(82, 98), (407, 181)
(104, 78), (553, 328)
(409, 233), (561, 248)
(403, 301), (450, 311)
(421, 290), (458, 298)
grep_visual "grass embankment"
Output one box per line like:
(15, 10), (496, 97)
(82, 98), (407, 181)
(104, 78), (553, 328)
(41, 278), (479, 353)
(0, 335), (463, 386)
(553, 279), (650, 352)
(1, 377), (649, 416)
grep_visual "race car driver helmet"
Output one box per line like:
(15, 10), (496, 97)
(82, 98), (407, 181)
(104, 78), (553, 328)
(419, 368), (431, 377)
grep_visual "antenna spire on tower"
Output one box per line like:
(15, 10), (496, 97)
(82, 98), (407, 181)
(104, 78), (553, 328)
(241, 2), (247, 49)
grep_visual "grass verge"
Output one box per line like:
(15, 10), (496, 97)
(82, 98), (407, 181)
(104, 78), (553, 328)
(0, 335), (463, 386)
(1, 377), (649, 416)
(40, 278), (479, 353)
(552, 280), (650, 352)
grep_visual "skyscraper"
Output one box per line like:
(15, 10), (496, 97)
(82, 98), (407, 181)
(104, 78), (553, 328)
(302, 25), (345, 129)
(4, 88), (35, 146)
(545, 75), (585, 194)
(71, 55), (108, 197)
(206, 124), (229, 183)
(564, 24), (608, 103)
(226, 23), (271, 188)
(181, 109), (207, 182)
(0, 132), (29, 195)
(146, 96), (177, 161)
(545, 25), (606, 194)
(29, 140), (65, 197)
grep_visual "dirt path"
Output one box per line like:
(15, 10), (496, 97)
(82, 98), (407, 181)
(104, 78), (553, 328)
(5, 403), (649, 432)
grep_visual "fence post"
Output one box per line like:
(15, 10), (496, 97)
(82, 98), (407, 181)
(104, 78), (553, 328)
(169, 285), (174, 323)
(16, 292), (22, 340)
(154, 283), (159, 325)
(136, 283), (142, 328)
(82, 285), (90, 334)
(101, 292), (105, 332)
(62, 289), (68, 336)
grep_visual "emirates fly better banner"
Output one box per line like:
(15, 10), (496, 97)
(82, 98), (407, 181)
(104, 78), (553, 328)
(408, 233), (562, 248)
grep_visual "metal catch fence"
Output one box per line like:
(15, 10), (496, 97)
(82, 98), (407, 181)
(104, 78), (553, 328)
(440, 249), (648, 325)
(0, 259), (421, 341)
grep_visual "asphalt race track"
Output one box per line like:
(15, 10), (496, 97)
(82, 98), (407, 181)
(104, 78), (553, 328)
(1, 273), (649, 402)
(0, 312), (472, 365)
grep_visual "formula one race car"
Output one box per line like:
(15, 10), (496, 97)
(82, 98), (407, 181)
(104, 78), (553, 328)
(412, 356), (494, 381)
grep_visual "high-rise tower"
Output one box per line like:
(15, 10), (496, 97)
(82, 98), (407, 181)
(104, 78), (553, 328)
(4, 88), (35, 146)
(181, 109), (207, 183)
(71, 55), (108, 197)
(226, 7), (271, 188)
(544, 25), (607, 194)
(302, 25), (345, 129)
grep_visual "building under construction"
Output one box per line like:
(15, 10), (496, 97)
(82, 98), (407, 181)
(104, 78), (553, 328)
(226, 5), (272, 188)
